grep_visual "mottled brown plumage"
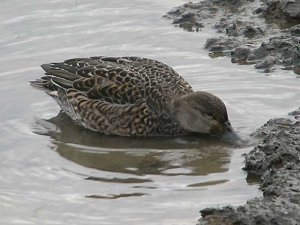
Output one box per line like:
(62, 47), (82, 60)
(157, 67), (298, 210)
(31, 56), (232, 136)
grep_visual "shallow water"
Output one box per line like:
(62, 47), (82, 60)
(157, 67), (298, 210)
(0, 0), (300, 224)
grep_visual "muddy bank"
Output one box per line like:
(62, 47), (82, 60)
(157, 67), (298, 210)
(197, 108), (300, 225)
(164, 0), (300, 74)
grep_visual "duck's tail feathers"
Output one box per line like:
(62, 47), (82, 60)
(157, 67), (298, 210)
(30, 63), (80, 93)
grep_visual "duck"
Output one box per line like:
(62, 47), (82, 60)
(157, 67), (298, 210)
(30, 56), (234, 138)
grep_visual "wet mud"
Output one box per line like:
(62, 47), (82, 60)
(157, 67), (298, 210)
(164, 0), (300, 74)
(198, 108), (300, 224)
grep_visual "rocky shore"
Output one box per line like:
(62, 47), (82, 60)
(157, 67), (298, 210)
(165, 1), (300, 224)
(164, 0), (300, 74)
(199, 108), (300, 225)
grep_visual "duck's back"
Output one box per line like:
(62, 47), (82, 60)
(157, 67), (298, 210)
(31, 56), (193, 136)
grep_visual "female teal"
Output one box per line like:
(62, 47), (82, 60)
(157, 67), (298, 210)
(31, 56), (234, 137)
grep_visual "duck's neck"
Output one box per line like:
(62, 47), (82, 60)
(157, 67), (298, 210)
(168, 94), (185, 117)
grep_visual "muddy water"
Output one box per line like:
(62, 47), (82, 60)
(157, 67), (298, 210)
(0, 0), (300, 224)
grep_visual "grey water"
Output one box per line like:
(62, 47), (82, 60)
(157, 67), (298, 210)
(0, 0), (299, 224)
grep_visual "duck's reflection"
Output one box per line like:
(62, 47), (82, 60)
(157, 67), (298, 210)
(34, 111), (232, 176)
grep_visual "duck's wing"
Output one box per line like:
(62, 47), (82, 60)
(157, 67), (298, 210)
(59, 56), (177, 73)
(32, 57), (146, 102)
(88, 56), (194, 108)
(56, 56), (193, 94)
(31, 58), (151, 136)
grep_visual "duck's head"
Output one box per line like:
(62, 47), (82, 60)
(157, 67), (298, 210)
(172, 91), (237, 141)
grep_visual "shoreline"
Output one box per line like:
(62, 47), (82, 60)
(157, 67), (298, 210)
(199, 108), (300, 224)
(164, 0), (300, 75)
(165, 1), (300, 224)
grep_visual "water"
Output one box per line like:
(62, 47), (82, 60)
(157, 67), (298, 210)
(0, 0), (299, 224)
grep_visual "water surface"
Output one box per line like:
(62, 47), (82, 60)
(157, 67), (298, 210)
(0, 0), (300, 224)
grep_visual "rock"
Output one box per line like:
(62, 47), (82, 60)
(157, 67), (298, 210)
(205, 37), (242, 52)
(242, 25), (264, 38)
(166, 7), (182, 16)
(247, 117), (300, 172)
(293, 64), (300, 75)
(215, 18), (264, 38)
(263, 0), (300, 21)
(231, 47), (251, 63)
(290, 24), (300, 37)
(247, 35), (300, 70)
(253, 6), (267, 14)
(255, 56), (277, 69)
(225, 23), (239, 36)
(172, 12), (196, 24)
(170, 12), (204, 31)
(282, 0), (300, 19)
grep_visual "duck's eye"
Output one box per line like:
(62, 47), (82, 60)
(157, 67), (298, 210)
(206, 112), (214, 118)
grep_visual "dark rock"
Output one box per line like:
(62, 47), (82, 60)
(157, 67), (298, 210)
(172, 12), (196, 24)
(214, 17), (230, 30)
(226, 23), (239, 36)
(282, 0), (300, 19)
(247, 45), (269, 61)
(290, 24), (300, 37)
(247, 35), (300, 70)
(283, 57), (294, 66)
(205, 37), (242, 52)
(231, 47), (251, 63)
(170, 11), (204, 31)
(215, 18), (264, 38)
(242, 25), (264, 38)
(255, 56), (277, 69)
(293, 64), (300, 75)
(166, 7), (182, 16)
(253, 6), (267, 14)
(263, 0), (300, 21)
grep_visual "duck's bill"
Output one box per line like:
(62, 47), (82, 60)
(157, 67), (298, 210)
(220, 129), (247, 147)
(217, 122), (241, 144)
(221, 129), (240, 141)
